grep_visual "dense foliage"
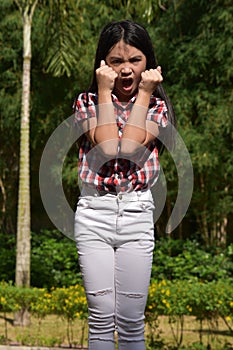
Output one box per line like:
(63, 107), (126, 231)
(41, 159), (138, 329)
(152, 238), (233, 282)
(1, 231), (233, 289)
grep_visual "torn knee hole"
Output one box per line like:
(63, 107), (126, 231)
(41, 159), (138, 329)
(120, 292), (145, 299)
(87, 288), (113, 297)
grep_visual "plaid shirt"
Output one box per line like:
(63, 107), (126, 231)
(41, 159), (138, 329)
(74, 92), (168, 193)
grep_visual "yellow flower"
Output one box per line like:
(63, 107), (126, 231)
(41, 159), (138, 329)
(186, 305), (192, 312)
(45, 293), (52, 298)
(226, 316), (231, 321)
(0, 297), (6, 304)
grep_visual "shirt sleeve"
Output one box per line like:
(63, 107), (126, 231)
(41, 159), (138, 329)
(146, 97), (168, 128)
(73, 92), (96, 122)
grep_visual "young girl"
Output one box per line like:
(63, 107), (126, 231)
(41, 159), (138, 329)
(73, 20), (176, 350)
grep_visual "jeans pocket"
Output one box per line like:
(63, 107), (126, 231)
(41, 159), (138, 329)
(76, 196), (93, 210)
(123, 199), (154, 213)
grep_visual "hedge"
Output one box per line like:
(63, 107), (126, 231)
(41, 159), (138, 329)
(0, 280), (233, 348)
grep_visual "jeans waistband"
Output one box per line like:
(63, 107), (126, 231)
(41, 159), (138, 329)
(80, 185), (152, 200)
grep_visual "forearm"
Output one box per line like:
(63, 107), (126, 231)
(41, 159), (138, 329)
(94, 90), (118, 156)
(121, 91), (151, 154)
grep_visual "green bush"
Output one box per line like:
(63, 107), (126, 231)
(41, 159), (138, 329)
(152, 238), (233, 281)
(1, 234), (233, 288)
(146, 279), (233, 348)
(31, 230), (81, 288)
(0, 230), (81, 288)
(0, 235), (16, 282)
(146, 279), (233, 322)
(0, 282), (20, 313)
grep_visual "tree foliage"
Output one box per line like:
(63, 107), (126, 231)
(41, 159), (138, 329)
(146, 0), (233, 244)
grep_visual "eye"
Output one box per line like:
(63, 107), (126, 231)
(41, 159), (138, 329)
(129, 57), (142, 64)
(110, 59), (122, 66)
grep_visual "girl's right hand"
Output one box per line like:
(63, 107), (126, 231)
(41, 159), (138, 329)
(96, 60), (118, 93)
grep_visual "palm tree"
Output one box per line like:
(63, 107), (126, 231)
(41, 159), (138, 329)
(14, 0), (38, 326)
(14, 0), (85, 325)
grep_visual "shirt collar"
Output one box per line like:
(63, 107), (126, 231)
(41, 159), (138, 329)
(111, 93), (137, 109)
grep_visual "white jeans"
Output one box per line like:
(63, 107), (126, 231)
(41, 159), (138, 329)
(74, 188), (155, 350)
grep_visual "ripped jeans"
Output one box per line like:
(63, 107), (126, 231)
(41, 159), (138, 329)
(74, 188), (155, 350)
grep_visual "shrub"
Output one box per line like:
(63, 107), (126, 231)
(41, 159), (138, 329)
(152, 238), (233, 281)
(0, 280), (233, 348)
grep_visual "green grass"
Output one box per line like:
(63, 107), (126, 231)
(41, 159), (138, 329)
(146, 316), (233, 349)
(0, 313), (233, 349)
(0, 313), (88, 348)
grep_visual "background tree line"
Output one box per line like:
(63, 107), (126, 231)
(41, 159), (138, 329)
(0, 0), (233, 288)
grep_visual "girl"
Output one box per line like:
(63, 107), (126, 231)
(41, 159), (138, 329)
(73, 20), (176, 350)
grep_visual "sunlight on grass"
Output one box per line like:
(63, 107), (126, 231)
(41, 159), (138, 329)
(0, 314), (88, 348)
(0, 314), (233, 349)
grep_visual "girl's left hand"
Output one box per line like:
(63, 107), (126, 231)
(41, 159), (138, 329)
(138, 66), (163, 94)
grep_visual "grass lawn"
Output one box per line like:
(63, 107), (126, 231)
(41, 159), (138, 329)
(0, 313), (233, 349)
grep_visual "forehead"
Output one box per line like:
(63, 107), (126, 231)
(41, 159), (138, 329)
(108, 40), (144, 57)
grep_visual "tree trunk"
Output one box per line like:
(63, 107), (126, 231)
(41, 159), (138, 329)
(14, 1), (38, 326)
(0, 176), (6, 224)
(199, 174), (209, 246)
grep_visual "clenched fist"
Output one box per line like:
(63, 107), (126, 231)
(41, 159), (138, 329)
(138, 66), (163, 94)
(96, 60), (118, 93)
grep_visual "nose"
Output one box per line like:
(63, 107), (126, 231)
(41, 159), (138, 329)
(121, 66), (132, 75)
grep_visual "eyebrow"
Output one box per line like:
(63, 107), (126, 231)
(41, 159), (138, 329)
(109, 55), (143, 60)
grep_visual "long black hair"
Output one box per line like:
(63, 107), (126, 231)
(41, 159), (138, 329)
(89, 20), (177, 151)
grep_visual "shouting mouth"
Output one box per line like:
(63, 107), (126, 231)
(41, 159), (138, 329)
(122, 78), (133, 91)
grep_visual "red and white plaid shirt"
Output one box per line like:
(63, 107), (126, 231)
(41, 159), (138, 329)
(74, 92), (168, 193)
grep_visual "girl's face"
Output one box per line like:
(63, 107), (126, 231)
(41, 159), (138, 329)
(106, 40), (147, 102)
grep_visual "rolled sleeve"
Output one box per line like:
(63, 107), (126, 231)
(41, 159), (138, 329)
(146, 97), (168, 128)
(73, 92), (96, 122)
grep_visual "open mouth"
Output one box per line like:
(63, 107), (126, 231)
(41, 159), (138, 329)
(122, 78), (133, 90)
